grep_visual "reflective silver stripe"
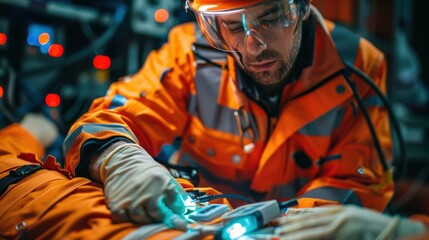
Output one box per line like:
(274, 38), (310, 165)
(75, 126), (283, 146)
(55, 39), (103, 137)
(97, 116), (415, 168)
(190, 25), (256, 135)
(298, 186), (362, 206)
(109, 94), (128, 109)
(189, 94), (259, 137)
(194, 23), (228, 62)
(188, 94), (198, 115)
(63, 123), (138, 157)
(194, 46), (228, 63)
(299, 107), (343, 136)
(298, 94), (380, 136)
(190, 65), (260, 137)
(193, 66), (223, 128)
(331, 24), (360, 64)
(270, 178), (310, 199)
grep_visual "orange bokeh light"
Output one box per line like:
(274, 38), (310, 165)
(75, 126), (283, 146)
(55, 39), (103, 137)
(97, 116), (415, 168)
(38, 32), (50, 45)
(0, 86), (4, 98)
(154, 9), (169, 23)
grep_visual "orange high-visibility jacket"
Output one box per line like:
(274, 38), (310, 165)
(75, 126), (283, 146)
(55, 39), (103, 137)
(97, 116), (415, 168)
(64, 8), (394, 211)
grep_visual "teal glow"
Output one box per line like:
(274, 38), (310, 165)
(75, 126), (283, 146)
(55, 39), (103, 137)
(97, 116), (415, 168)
(221, 215), (258, 240)
(158, 196), (176, 228)
(226, 223), (246, 239)
(242, 13), (248, 32)
(183, 195), (196, 212)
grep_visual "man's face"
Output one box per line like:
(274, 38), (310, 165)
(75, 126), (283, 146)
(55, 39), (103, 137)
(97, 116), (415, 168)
(219, 1), (302, 88)
(240, 27), (302, 87)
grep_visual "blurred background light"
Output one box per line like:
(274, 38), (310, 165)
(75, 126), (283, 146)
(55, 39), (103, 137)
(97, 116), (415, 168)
(45, 93), (61, 108)
(0, 33), (6, 45)
(48, 44), (64, 58)
(154, 8), (169, 23)
(93, 55), (111, 70)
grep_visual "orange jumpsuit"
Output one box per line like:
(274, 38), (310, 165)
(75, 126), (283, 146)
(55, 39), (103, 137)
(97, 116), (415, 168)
(0, 124), (138, 239)
(64, 7), (394, 211)
(0, 124), (232, 239)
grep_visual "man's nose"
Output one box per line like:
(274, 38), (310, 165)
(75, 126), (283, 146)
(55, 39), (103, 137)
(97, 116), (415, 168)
(244, 29), (267, 56)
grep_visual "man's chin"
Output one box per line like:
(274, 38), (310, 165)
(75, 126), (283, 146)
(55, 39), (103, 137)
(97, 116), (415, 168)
(248, 71), (282, 86)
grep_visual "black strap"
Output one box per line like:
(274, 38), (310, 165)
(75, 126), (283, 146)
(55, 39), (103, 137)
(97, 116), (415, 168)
(0, 164), (42, 196)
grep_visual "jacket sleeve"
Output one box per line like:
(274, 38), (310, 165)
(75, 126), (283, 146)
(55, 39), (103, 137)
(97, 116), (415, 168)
(63, 23), (197, 177)
(297, 40), (394, 211)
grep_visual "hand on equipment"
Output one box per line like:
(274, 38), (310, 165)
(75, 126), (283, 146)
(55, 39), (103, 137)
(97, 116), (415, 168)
(274, 205), (427, 240)
(100, 143), (189, 225)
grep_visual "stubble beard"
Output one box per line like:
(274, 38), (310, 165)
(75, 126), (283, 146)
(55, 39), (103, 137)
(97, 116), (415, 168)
(243, 28), (302, 88)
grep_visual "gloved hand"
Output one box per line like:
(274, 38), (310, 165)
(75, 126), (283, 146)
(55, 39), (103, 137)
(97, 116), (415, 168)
(100, 143), (189, 225)
(275, 205), (427, 240)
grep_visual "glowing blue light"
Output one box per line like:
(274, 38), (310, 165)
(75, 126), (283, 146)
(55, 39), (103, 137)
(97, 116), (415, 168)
(27, 33), (38, 46)
(226, 223), (247, 239)
(40, 44), (50, 54)
(221, 215), (258, 240)
(183, 195), (196, 212)
(27, 23), (54, 54)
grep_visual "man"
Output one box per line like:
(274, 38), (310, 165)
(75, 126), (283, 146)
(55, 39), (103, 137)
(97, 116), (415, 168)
(64, 0), (394, 225)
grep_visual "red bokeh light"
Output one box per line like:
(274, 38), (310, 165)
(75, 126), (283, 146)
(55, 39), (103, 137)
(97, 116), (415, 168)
(45, 93), (61, 108)
(48, 44), (64, 58)
(0, 33), (6, 45)
(93, 55), (111, 70)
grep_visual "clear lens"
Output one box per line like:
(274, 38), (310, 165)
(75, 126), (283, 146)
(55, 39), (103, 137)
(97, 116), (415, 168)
(193, 0), (299, 52)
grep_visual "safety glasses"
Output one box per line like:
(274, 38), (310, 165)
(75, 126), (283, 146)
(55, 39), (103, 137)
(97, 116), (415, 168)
(188, 0), (299, 53)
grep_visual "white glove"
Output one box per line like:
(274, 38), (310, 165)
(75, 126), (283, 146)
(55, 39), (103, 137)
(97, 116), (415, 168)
(100, 143), (188, 225)
(275, 205), (427, 240)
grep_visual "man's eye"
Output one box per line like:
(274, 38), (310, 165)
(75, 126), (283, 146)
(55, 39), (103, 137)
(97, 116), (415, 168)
(261, 17), (280, 24)
(228, 25), (244, 33)
(260, 13), (281, 24)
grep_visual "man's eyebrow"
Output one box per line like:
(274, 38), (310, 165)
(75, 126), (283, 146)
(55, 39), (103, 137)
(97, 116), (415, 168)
(222, 6), (280, 25)
(257, 6), (280, 19)
(222, 18), (242, 26)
